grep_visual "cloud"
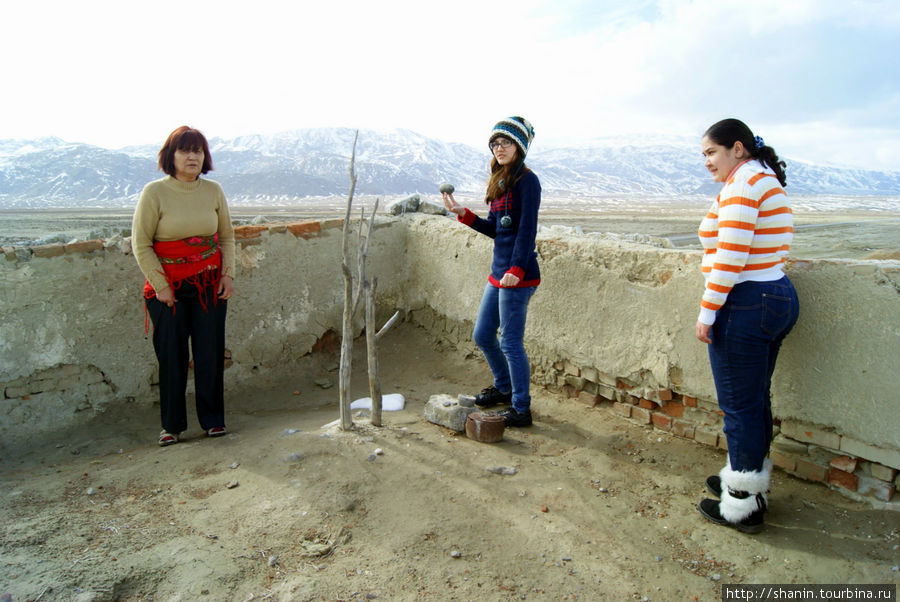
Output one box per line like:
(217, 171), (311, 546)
(1, 0), (897, 170)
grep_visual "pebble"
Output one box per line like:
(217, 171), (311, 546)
(711, 573), (721, 581)
(367, 454), (377, 462)
(86, 487), (96, 496)
(450, 550), (461, 558)
(229, 462), (239, 469)
(374, 448), (384, 455)
(457, 394), (476, 407)
(281, 428), (301, 437)
(225, 480), (239, 489)
(283, 453), (302, 463)
(486, 466), (518, 475)
(439, 183), (455, 194)
(268, 555), (279, 567)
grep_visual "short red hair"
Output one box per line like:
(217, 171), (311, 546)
(157, 126), (214, 177)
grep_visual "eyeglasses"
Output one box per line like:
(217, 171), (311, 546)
(489, 138), (515, 151)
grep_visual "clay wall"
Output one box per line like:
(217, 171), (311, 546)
(1, 214), (897, 500)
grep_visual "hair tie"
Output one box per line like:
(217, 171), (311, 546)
(753, 135), (765, 151)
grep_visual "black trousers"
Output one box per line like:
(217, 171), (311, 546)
(146, 283), (227, 434)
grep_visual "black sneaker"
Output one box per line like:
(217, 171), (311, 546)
(705, 475), (722, 497)
(497, 408), (532, 427)
(474, 386), (512, 408)
(697, 497), (765, 534)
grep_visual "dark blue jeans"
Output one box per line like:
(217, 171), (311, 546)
(473, 284), (536, 413)
(708, 276), (799, 473)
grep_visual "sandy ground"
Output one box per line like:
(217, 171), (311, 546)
(1, 323), (898, 602)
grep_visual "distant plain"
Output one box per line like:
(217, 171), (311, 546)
(1, 195), (898, 259)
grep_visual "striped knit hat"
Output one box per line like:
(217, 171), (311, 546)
(489, 116), (535, 158)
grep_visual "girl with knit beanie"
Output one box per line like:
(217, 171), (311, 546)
(442, 116), (541, 427)
(695, 118), (799, 532)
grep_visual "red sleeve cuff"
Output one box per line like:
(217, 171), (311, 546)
(458, 208), (476, 226)
(506, 266), (525, 279)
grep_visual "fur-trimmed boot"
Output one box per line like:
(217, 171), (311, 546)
(698, 459), (771, 534)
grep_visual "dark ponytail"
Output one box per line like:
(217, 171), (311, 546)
(704, 118), (787, 187)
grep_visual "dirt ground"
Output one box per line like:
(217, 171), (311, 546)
(1, 322), (898, 602)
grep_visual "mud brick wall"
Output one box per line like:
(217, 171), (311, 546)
(400, 215), (900, 504)
(1, 213), (898, 503)
(0, 217), (406, 452)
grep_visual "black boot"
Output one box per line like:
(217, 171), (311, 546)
(698, 460), (772, 534)
(698, 492), (766, 534)
(497, 407), (532, 427)
(474, 386), (511, 408)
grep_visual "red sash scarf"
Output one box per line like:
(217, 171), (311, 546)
(142, 233), (222, 304)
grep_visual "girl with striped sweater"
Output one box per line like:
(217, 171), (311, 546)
(695, 119), (800, 533)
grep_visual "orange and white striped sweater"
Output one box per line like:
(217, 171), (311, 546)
(698, 159), (793, 325)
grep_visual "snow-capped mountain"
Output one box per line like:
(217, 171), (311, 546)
(1, 129), (898, 209)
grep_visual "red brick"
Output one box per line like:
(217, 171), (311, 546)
(651, 412), (672, 431)
(613, 402), (632, 418)
(577, 390), (601, 407)
(563, 361), (580, 376)
(770, 450), (797, 472)
(616, 379), (634, 390)
(320, 218), (344, 230)
(795, 458), (828, 483)
(683, 396), (698, 407)
(65, 239), (103, 254)
(638, 398), (655, 410)
(656, 389), (673, 401)
(631, 406), (651, 425)
(672, 419), (695, 439)
(286, 220), (322, 238)
(829, 455), (858, 473)
(694, 427), (719, 447)
(781, 420), (841, 451)
(828, 467), (859, 492)
(857, 475), (895, 502)
(32, 244), (64, 258)
(658, 401), (685, 418)
(871, 464), (898, 483)
(561, 384), (578, 399)
(234, 225), (268, 240)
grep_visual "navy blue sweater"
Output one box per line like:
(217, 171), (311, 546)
(459, 169), (541, 287)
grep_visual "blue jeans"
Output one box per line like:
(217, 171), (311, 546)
(708, 276), (799, 473)
(473, 284), (536, 413)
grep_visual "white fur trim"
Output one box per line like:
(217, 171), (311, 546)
(717, 459), (771, 523)
(719, 488), (766, 523)
(719, 458), (772, 494)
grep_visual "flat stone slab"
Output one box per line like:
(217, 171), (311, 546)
(424, 394), (477, 432)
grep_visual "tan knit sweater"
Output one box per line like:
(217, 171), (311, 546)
(132, 176), (236, 293)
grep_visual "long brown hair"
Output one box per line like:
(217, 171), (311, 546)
(484, 152), (527, 202)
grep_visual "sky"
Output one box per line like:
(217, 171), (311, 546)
(1, 0), (898, 171)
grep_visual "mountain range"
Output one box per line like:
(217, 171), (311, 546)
(1, 129), (899, 209)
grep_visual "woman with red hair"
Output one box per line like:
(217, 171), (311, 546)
(132, 126), (236, 446)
